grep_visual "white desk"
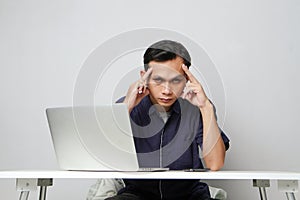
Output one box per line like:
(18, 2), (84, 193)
(0, 170), (300, 180)
(1, 170), (299, 200)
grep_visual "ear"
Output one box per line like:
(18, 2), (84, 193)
(140, 70), (146, 78)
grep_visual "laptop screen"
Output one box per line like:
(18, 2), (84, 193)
(46, 104), (139, 171)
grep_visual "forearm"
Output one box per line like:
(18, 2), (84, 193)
(200, 100), (226, 171)
(123, 95), (134, 113)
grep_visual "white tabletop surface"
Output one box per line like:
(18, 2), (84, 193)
(1, 170), (300, 180)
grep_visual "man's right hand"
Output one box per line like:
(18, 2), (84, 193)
(123, 68), (153, 113)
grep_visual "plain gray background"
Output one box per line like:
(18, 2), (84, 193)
(0, 0), (299, 199)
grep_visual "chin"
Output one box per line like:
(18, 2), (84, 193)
(158, 101), (175, 110)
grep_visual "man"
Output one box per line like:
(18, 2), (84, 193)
(107, 40), (230, 200)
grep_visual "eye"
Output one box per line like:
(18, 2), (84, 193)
(152, 77), (164, 84)
(171, 78), (183, 84)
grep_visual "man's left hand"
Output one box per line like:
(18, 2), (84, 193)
(181, 64), (210, 108)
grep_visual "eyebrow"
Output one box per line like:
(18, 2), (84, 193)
(172, 75), (185, 79)
(151, 74), (185, 80)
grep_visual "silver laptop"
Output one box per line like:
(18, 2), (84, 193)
(46, 103), (140, 171)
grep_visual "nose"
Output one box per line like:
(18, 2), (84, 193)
(162, 82), (172, 95)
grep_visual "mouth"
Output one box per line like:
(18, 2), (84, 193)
(158, 98), (173, 103)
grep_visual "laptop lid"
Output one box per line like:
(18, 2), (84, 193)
(46, 103), (139, 171)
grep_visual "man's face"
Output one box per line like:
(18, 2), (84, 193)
(144, 57), (187, 111)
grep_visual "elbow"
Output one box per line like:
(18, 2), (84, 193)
(203, 143), (226, 171)
(206, 159), (225, 171)
(209, 162), (224, 171)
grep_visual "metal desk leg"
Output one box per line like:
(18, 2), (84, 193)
(258, 187), (268, 200)
(278, 180), (298, 200)
(286, 193), (296, 200)
(37, 179), (53, 200)
(19, 191), (30, 200)
(16, 178), (38, 200)
(253, 179), (270, 200)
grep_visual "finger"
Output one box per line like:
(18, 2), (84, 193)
(137, 81), (147, 94)
(181, 83), (193, 99)
(182, 64), (198, 83)
(143, 84), (148, 93)
(138, 84), (145, 94)
(186, 83), (203, 93)
(138, 85), (149, 94)
(181, 89), (194, 100)
(138, 87), (149, 98)
(187, 86), (201, 94)
(141, 67), (153, 82)
(181, 90), (187, 99)
(136, 68), (153, 94)
(137, 82), (148, 94)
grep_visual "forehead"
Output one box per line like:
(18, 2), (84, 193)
(148, 57), (185, 76)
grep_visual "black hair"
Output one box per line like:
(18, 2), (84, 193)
(143, 40), (191, 70)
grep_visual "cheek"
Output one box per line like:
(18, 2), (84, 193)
(173, 84), (186, 95)
(178, 83), (186, 91)
(147, 85), (159, 94)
